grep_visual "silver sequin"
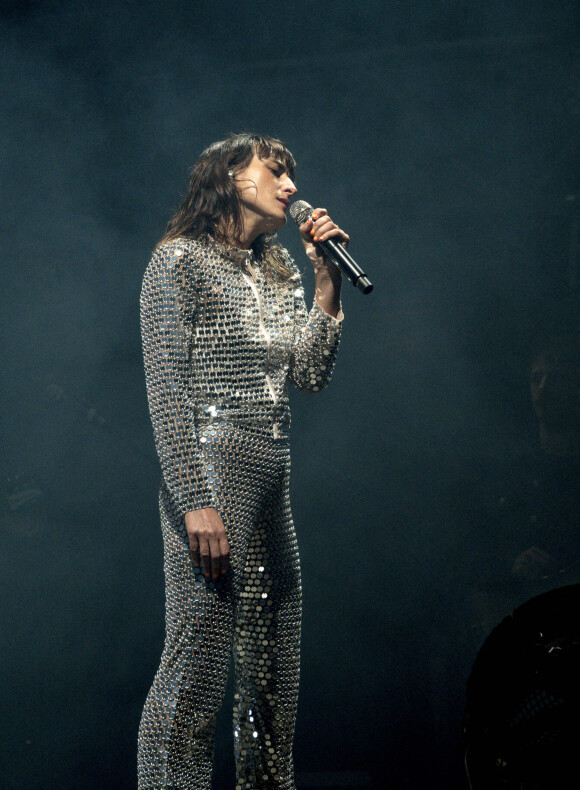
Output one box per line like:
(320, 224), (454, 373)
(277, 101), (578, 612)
(137, 238), (342, 789)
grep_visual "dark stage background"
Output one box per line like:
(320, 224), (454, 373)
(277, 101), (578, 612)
(1, 1), (579, 788)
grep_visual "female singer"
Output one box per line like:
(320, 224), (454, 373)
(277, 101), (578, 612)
(138, 133), (347, 789)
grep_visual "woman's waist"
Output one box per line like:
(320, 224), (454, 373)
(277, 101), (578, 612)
(193, 400), (291, 436)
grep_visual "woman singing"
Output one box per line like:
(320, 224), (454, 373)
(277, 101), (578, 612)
(138, 133), (347, 789)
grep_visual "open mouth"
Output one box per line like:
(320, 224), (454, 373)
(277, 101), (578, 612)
(277, 198), (289, 210)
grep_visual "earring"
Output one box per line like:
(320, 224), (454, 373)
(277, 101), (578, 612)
(228, 170), (234, 177)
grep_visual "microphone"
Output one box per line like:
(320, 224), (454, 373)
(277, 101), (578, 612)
(288, 200), (373, 294)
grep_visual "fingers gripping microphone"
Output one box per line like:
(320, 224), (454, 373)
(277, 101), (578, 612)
(289, 200), (373, 294)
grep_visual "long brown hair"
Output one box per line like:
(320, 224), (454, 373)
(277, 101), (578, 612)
(159, 133), (297, 281)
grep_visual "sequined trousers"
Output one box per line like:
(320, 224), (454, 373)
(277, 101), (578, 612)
(137, 422), (301, 789)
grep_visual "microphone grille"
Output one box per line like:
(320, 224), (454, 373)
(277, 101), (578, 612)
(288, 200), (313, 226)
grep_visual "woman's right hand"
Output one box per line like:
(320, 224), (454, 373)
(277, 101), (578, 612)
(185, 508), (230, 580)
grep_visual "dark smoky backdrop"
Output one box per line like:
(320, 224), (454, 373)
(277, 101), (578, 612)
(1, 1), (579, 788)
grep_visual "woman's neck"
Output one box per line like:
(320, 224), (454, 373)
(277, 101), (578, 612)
(218, 221), (256, 251)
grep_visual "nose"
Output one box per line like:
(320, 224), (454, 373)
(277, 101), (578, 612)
(282, 175), (297, 196)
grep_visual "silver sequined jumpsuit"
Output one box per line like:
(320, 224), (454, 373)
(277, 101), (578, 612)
(137, 238), (342, 789)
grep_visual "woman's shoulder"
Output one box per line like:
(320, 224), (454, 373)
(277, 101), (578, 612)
(141, 239), (214, 301)
(152, 236), (207, 259)
(146, 237), (213, 275)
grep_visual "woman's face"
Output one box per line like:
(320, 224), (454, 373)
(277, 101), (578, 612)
(234, 153), (297, 242)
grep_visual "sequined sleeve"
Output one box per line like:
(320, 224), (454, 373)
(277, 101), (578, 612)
(140, 242), (214, 515)
(288, 269), (343, 393)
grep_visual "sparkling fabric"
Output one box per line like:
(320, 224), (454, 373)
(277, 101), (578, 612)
(138, 238), (342, 789)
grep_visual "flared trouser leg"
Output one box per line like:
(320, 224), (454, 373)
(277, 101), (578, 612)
(137, 424), (301, 790)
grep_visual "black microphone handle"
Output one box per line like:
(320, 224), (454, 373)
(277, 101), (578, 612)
(316, 236), (374, 294)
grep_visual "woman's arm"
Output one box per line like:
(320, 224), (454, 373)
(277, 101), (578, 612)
(140, 241), (214, 514)
(288, 209), (347, 392)
(141, 242), (230, 580)
(303, 209), (346, 319)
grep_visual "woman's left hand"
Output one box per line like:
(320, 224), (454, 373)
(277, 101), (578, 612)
(299, 208), (349, 275)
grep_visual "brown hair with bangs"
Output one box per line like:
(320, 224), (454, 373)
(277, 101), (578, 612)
(159, 133), (297, 281)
